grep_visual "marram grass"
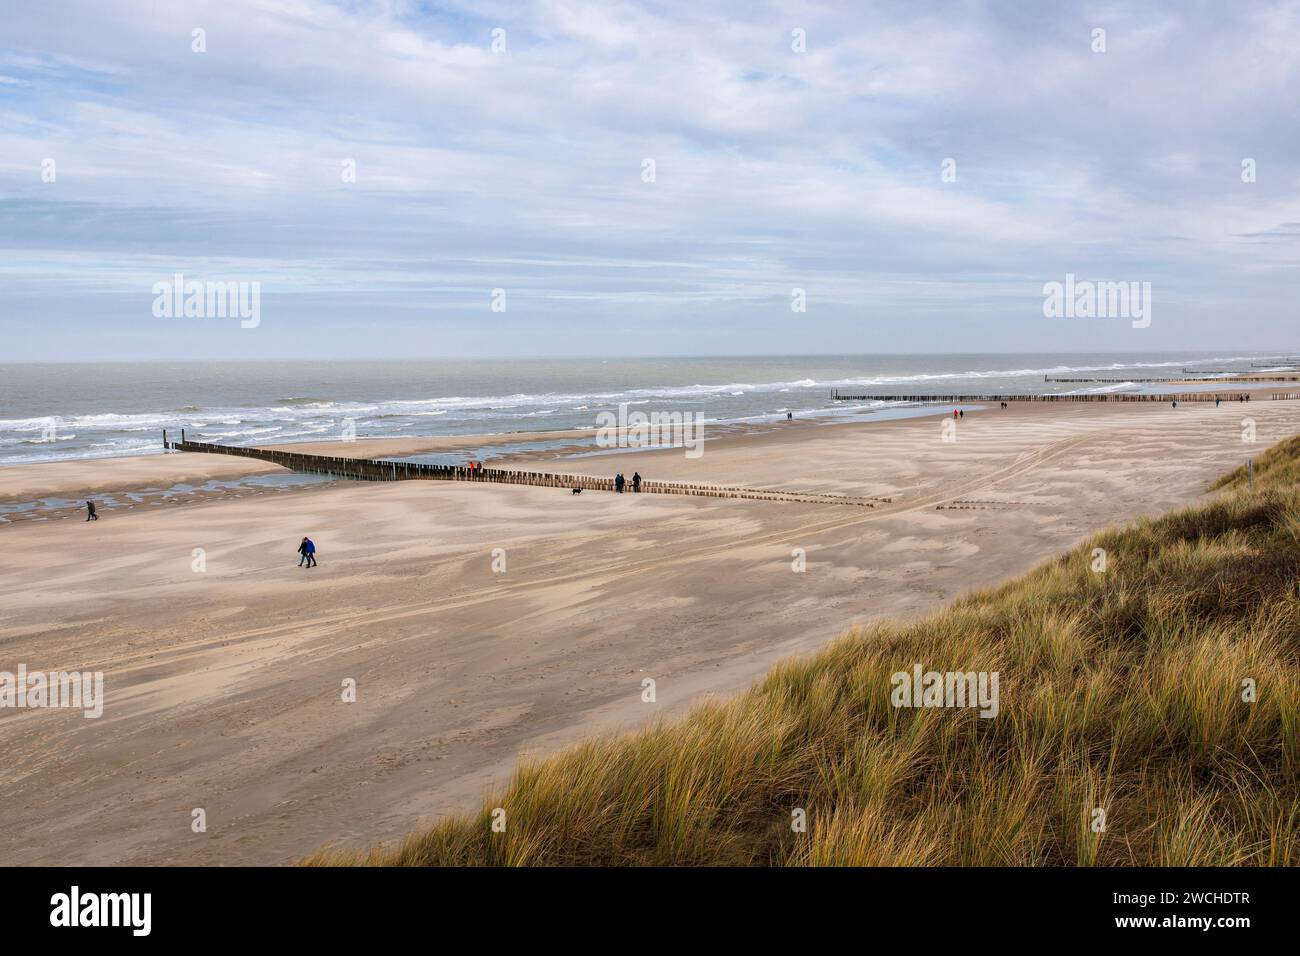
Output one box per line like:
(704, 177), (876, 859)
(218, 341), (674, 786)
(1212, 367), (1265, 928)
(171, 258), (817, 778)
(306, 435), (1300, 866)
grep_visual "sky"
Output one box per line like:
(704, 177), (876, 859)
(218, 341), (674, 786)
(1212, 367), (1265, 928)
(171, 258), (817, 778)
(1, 0), (1299, 360)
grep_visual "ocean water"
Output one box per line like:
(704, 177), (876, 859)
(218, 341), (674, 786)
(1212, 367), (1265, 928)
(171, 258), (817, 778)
(0, 353), (1288, 466)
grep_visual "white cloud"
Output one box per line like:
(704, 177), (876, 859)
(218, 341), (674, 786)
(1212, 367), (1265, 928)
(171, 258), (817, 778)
(1, 0), (1298, 356)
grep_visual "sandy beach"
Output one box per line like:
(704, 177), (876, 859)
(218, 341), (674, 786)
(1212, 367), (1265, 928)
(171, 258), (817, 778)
(3, 397), (1298, 865)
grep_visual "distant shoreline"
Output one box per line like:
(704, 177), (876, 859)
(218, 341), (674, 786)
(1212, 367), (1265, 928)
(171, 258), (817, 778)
(5, 393), (1295, 522)
(4, 352), (1291, 468)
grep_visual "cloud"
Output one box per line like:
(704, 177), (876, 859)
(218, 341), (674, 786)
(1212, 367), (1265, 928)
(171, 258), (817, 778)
(1, 0), (1298, 358)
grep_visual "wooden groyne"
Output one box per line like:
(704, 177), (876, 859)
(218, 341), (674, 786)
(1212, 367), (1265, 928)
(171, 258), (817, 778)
(162, 432), (880, 506)
(829, 390), (1267, 403)
(1042, 375), (1300, 384)
(1044, 376), (1188, 383)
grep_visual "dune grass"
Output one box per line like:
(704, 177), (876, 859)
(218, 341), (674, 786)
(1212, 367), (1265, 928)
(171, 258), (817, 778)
(306, 436), (1300, 866)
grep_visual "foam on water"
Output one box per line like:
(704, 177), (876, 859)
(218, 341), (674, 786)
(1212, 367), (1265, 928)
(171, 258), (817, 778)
(0, 353), (1283, 466)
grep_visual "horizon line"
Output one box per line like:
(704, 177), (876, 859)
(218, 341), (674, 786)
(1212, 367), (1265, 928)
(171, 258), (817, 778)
(3, 349), (1295, 367)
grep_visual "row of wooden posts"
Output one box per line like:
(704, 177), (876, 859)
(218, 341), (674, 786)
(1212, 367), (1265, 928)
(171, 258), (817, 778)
(162, 431), (876, 506)
(1041, 375), (1300, 384)
(829, 391), (1267, 403)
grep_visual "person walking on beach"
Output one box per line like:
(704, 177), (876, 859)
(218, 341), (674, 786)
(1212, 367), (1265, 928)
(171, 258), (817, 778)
(959, 410), (964, 419)
(305, 537), (317, 567)
(85, 500), (97, 521)
(615, 473), (625, 493)
(632, 471), (642, 492)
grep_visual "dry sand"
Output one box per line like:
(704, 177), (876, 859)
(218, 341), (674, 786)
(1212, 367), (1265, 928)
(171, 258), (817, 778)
(2, 398), (1296, 864)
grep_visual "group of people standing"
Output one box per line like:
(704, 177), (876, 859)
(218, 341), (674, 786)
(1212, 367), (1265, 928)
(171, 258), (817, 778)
(614, 471), (642, 493)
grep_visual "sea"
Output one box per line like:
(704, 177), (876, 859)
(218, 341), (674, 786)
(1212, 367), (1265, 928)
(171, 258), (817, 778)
(1, 353), (1293, 467)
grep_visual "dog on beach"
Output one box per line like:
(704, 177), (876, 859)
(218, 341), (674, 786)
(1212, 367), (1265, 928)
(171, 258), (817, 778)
(572, 487), (582, 495)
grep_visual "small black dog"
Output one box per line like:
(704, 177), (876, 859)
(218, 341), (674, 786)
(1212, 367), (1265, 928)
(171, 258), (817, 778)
(571, 487), (583, 495)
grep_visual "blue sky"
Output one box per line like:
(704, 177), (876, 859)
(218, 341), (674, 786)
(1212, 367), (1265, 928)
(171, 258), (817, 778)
(2, 0), (1298, 360)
